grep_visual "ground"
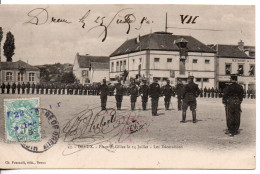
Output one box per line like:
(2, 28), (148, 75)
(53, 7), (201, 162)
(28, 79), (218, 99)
(0, 94), (256, 168)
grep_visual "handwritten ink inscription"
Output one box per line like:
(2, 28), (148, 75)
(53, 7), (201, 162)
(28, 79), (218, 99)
(180, 15), (199, 24)
(25, 7), (153, 42)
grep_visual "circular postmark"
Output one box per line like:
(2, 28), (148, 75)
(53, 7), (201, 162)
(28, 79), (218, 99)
(20, 108), (60, 153)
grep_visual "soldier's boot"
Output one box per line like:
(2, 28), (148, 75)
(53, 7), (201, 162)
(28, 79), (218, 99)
(192, 111), (197, 123)
(180, 111), (186, 123)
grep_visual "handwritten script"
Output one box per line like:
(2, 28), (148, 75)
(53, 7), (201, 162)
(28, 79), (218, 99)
(25, 7), (153, 42)
(62, 106), (151, 155)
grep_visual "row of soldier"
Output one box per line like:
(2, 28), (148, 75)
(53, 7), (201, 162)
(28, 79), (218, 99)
(0, 81), (256, 99)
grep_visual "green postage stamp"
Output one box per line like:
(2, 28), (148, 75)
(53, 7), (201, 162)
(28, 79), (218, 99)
(4, 98), (41, 143)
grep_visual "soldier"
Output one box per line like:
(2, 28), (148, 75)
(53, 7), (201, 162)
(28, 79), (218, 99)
(41, 83), (44, 94)
(11, 82), (16, 94)
(207, 87), (211, 98)
(243, 88), (246, 99)
(6, 82), (11, 94)
(219, 88), (223, 98)
(203, 86), (207, 98)
(247, 89), (250, 99)
(26, 82), (30, 94)
(99, 79), (109, 110)
(17, 82), (21, 94)
(162, 80), (173, 110)
(222, 75), (244, 136)
(54, 84), (57, 95)
(1, 82), (5, 94)
(31, 82), (35, 94)
(215, 87), (219, 98)
(175, 79), (184, 111)
(200, 88), (203, 98)
(46, 84), (49, 94)
(181, 76), (200, 123)
(211, 87), (215, 98)
(36, 83), (40, 94)
(129, 80), (139, 111)
(114, 80), (124, 110)
(139, 80), (149, 110)
(21, 82), (26, 94)
(149, 79), (161, 116)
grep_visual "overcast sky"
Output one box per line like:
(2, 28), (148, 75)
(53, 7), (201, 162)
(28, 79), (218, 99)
(0, 5), (255, 65)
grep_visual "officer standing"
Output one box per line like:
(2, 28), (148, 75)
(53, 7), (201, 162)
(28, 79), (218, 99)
(162, 80), (173, 110)
(203, 86), (207, 98)
(1, 82), (5, 94)
(181, 76), (200, 123)
(175, 79), (184, 111)
(6, 82), (11, 94)
(139, 80), (149, 110)
(149, 79), (161, 116)
(222, 75), (244, 136)
(11, 82), (16, 94)
(26, 82), (30, 94)
(99, 79), (109, 110)
(31, 82), (35, 94)
(115, 80), (124, 110)
(17, 82), (21, 94)
(21, 82), (25, 94)
(129, 80), (139, 111)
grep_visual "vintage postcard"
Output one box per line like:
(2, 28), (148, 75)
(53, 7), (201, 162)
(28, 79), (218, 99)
(0, 4), (255, 169)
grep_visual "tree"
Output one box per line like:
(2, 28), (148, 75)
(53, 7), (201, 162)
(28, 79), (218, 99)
(0, 27), (3, 62)
(61, 72), (78, 84)
(3, 31), (15, 62)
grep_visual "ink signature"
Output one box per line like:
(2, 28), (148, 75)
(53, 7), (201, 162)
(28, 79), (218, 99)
(62, 105), (150, 155)
(25, 7), (153, 42)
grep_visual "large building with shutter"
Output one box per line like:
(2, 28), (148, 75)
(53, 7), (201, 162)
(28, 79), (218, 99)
(109, 32), (216, 88)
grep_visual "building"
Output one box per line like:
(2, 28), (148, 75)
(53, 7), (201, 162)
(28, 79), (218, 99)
(109, 32), (216, 87)
(73, 53), (109, 84)
(211, 40), (255, 91)
(0, 60), (40, 84)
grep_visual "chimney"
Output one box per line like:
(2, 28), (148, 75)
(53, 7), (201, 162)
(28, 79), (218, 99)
(238, 40), (244, 51)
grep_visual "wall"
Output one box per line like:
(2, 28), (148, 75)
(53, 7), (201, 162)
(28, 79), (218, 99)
(1, 70), (40, 84)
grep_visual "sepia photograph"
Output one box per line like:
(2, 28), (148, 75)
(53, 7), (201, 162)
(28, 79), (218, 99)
(0, 3), (256, 169)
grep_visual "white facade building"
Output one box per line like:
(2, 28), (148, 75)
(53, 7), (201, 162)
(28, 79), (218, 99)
(110, 32), (216, 88)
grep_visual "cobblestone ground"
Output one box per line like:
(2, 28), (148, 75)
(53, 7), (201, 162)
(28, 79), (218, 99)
(0, 94), (255, 152)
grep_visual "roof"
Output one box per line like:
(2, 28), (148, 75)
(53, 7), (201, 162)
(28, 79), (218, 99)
(1, 60), (40, 71)
(212, 44), (255, 59)
(76, 54), (109, 69)
(110, 32), (216, 57)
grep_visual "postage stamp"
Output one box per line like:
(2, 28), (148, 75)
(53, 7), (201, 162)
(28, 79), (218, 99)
(4, 98), (41, 143)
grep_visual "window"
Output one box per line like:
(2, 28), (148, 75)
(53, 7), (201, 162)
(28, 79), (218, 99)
(154, 58), (160, 62)
(6, 72), (13, 81)
(193, 59), (198, 63)
(116, 61), (119, 72)
(17, 73), (24, 82)
(111, 62), (114, 72)
(205, 59), (210, 64)
(249, 64), (255, 76)
(123, 60), (126, 70)
(139, 58), (142, 63)
(225, 64), (231, 75)
(82, 70), (88, 77)
(196, 78), (201, 82)
(203, 78), (209, 82)
(167, 58), (172, 62)
(29, 73), (35, 82)
(238, 64), (244, 75)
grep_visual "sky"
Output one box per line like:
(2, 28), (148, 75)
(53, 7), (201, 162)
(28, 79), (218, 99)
(0, 4), (255, 65)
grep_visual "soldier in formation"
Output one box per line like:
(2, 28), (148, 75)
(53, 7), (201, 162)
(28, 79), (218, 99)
(139, 80), (149, 110)
(181, 76), (200, 123)
(11, 82), (16, 94)
(129, 80), (139, 111)
(115, 80), (124, 110)
(162, 80), (173, 110)
(6, 82), (11, 94)
(222, 75), (244, 136)
(149, 79), (161, 116)
(99, 79), (109, 110)
(17, 82), (21, 94)
(1, 82), (6, 94)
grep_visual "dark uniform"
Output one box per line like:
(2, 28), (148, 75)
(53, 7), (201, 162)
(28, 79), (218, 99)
(215, 88), (219, 98)
(200, 88), (203, 98)
(26, 82), (30, 94)
(222, 75), (244, 136)
(99, 79), (109, 110)
(181, 76), (200, 123)
(175, 81), (184, 111)
(129, 81), (139, 111)
(21, 82), (26, 94)
(162, 80), (173, 110)
(1, 83), (6, 94)
(6, 83), (11, 94)
(36, 83), (40, 94)
(17, 83), (21, 94)
(31, 82), (35, 94)
(149, 80), (160, 116)
(203, 87), (207, 98)
(115, 81), (124, 110)
(41, 84), (44, 94)
(11, 82), (16, 94)
(139, 80), (149, 110)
